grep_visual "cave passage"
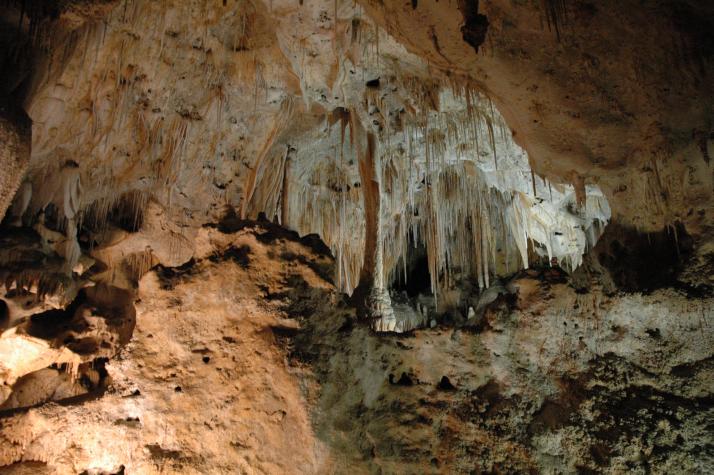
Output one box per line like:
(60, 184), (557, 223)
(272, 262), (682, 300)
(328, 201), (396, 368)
(392, 243), (432, 298)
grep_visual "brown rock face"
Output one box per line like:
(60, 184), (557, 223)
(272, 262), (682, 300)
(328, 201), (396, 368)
(0, 105), (30, 222)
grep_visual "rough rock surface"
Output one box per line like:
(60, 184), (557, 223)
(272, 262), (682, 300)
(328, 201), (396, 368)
(0, 106), (31, 223)
(0, 226), (710, 473)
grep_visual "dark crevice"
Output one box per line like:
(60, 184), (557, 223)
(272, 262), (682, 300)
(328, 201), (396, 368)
(0, 357), (112, 415)
(457, 0), (489, 53)
(155, 258), (199, 291)
(596, 222), (695, 293)
(391, 242), (431, 297)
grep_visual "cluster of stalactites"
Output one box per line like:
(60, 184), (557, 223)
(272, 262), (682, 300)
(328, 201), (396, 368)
(1, 271), (70, 305)
(275, 79), (610, 299)
(357, 82), (607, 298)
(281, 122), (367, 293)
(379, 157), (519, 301)
(276, 86), (512, 297)
(508, 186), (611, 273)
(375, 85), (519, 298)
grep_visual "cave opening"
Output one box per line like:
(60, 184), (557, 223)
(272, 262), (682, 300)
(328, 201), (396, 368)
(596, 222), (696, 294)
(392, 241), (432, 298)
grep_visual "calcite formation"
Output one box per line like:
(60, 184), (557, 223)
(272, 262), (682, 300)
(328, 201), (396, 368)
(3, 0), (613, 329)
(0, 0), (711, 473)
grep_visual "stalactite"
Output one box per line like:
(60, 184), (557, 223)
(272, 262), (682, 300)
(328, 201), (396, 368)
(124, 249), (155, 281)
(241, 96), (294, 219)
(540, 0), (568, 40)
